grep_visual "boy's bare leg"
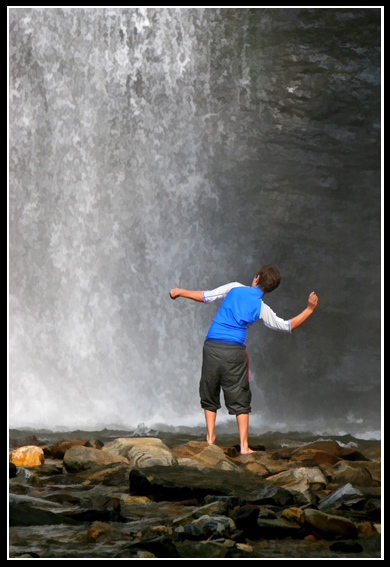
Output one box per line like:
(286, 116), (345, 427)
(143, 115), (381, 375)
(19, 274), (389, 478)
(204, 409), (216, 445)
(236, 413), (255, 454)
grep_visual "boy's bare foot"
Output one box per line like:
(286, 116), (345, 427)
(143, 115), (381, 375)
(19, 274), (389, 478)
(207, 435), (216, 445)
(240, 447), (256, 455)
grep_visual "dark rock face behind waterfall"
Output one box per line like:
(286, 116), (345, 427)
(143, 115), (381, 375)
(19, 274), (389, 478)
(9, 8), (381, 435)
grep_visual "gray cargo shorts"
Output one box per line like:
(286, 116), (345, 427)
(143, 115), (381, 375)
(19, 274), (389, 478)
(199, 340), (252, 415)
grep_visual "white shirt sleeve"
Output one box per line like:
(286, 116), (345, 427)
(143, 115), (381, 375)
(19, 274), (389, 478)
(259, 301), (291, 333)
(202, 282), (245, 303)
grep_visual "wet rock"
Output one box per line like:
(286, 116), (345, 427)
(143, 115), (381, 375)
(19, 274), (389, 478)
(62, 494), (128, 523)
(175, 540), (229, 558)
(48, 439), (90, 459)
(318, 483), (365, 511)
(303, 508), (358, 540)
(358, 521), (378, 536)
(280, 506), (305, 524)
(256, 517), (304, 539)
(171, 440), (210, 459)
(102, 437), (177, 468)
(266, 466), (328, 489)
(9, 435), (40, 450)
(249, 485), (295, 507)
(190, 444), (240, 471)
(173, 500), (228, 526)
(15, 467), (42, 485)
(121, 533), (180, 558)
(9, 494), (80, 527)
(329, 540), (363, 553)
(128, 464), (259, 503)
(330, 461), (373, 487)
(9, 445), (45, 467)
(191, 514), (236, 538)
(237, 451), (287, 476)
(231, 505), (260, 537)
(9, 462), (16, 478)
(203, 494), (241, 510)
(63, 445), (127, 473)
(174, 523), (204, 541)
(290, 448), (342, 466)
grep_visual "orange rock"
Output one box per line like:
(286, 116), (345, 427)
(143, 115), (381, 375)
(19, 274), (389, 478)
(358, 521), (378, 536)
(290, 448), (342, 466)
(304, 534), (320, 541)
(9, 445), (45, 466)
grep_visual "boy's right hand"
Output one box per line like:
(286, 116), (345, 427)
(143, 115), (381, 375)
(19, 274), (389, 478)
(308, 292), (318, 311)
(170, 288), (181, 299)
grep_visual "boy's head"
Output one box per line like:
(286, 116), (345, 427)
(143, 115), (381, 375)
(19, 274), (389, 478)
(254, 265), (281, 293)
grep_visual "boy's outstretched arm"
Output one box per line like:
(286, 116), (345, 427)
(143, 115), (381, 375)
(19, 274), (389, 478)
(289, 292), (318, 330)
(170, 288), (204, 302)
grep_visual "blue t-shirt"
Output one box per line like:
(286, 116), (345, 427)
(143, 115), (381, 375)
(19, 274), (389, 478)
(205, 285), (264, 345)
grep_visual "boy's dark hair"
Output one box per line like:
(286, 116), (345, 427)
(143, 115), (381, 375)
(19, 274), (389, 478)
(256, 265), (281, 293)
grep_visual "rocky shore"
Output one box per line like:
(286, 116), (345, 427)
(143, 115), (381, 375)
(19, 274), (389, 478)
(9, 432), (382, 558)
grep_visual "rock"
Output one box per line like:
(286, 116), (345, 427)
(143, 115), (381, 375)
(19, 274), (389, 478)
(329, 540), (363, 553)
(9, 445), (45, 467)
(62, 494), (128, 523)
(9, 435), (40, 449)
(256, 517), (304, 539)
(120, 533), (180, 558)
(84, 439), (105, 450)
(283, 479), (317, 505)
(174, 523), (204, 541)
(171, 440), (209, 459)
(358, 521), (378, 536)
(48, 438), (90, 459)
(266, 466), (328, 490)
(9, 494), (80, 527)
(237, 451), (287, 476)
(249, 485), (295, 507)
(280, 506), (305, 524)
(45, 462), (131, 487)
(274, 440), (370, 465)
(338, 448), (369, 462)
(173, 500), (229, 526)
(128, 464), (260, 503)
(364, 498), (381, 522)
(318, 483), (365, 511)
(9, 462), (16, 478)
(203, 494), (241, 510)
(86, 521), (126, 542)
(15, 467), (42, 485)
(231, 505), (260, 537)
(175, 540), (229, 558)
(63, 445), (127, 473)
(362, 461), (381, 486)
(102, 437), (177, 468)
(330, 461), (373, 487)
(303, 508), (358, 540)
(191, 514), (236, 538)
(290, 448), (342, 466)
(190, 444), (240, 471)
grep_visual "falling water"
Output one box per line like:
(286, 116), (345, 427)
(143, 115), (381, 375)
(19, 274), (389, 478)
(9, 8), (381, 438)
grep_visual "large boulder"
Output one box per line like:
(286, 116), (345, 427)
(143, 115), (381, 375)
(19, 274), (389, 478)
(47, 438), (90, 459)
(330, 461), (373, 487)
(9, 445), (45, 467)
(303, 508), (358, 540)
(265, 466), (328, 490)
(63, 445), (127, 473)
(102, 437), (177, 468)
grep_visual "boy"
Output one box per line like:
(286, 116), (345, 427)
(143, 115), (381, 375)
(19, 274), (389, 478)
(170, 265), (318, 454)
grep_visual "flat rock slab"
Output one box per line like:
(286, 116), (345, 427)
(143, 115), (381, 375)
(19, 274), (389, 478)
(129, 465), (269, 503)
